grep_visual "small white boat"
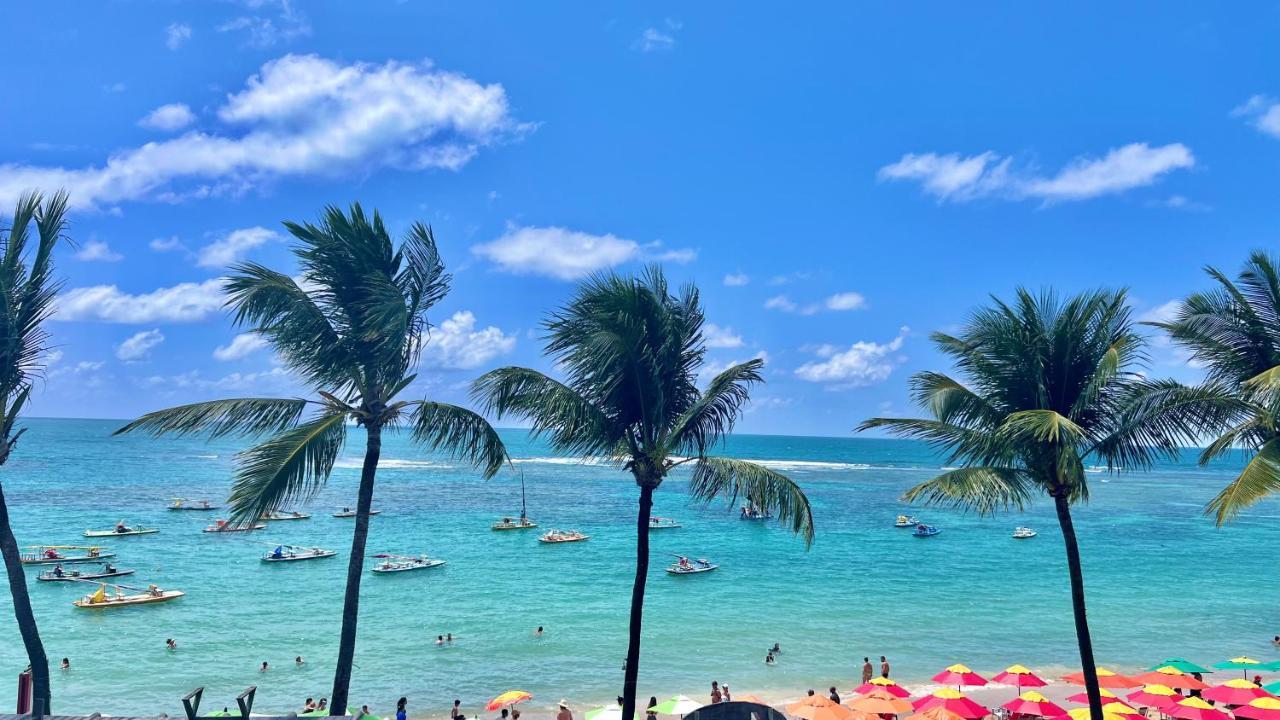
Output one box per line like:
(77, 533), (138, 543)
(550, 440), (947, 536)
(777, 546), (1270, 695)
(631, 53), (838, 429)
(203, 520), (266, 533)
(85, 524), (158, 538)
(739, 506), (772, 520)
(912, 524), (941, 538)
(169, 498), (218, 511)
(21, 546), (114, 565)
(38, 564), (134, 582)
(539, 529), (589, 543)
(333, 507), (382, 518)
(666, 557), (718, 575)
(649, 516), (682, 530)
(492, 515), (538, 530)
(73, 583), (184, 609)
(894, 515), (918, 528)
(262, 545), (338, 563)
(260, 510), (311, 521)
(370, 554), (447, 574)
(1012, 526), (1038, 539)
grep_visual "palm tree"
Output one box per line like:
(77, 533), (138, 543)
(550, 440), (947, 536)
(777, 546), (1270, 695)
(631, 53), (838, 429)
(859, 289), (1206, 720)
(0, 191), (67, 715)
(472, 268), (814, 720)
(117, 204), (507, 715)
(1146, 251), (1280, 524)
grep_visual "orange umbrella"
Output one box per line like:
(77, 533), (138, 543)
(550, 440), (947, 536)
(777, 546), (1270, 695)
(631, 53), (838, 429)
(1062, 669), (1140, 689)
(1066, 689), (1120, 704)
(1134, 666), (1209, 691)
(905, 709), (968, 720)
(855, 678), (911, 699)
(788, 695), (856, 720)
(847, 691), (913, 715)
(487, 691), (533, 712)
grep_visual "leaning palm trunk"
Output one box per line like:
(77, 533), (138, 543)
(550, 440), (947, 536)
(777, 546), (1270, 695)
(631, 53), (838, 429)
(1055, 493), (1103, 720)
(621, 484), (655, 720)
(0, 483), (49, 714)
(331, 425), (382, 713)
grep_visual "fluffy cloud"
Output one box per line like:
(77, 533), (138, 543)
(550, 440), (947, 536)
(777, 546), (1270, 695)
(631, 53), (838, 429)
(140, 103), (196, 132)
(765, 291), (866, 315)
(764, 295), (798, 313)
(795, 327), (909, 388)
(144, 366), (291, 393)
(56, 278), (225, 323)
(473, 226), (639, 280)
(878, 143), (1194, 203)
(420, 311), (516, 370)
(825, 292), (866, 311)
(150, 236), (186, 252)
(0, 54), (520, 210)
(704, 323), (744, 349)
(116, 329), (165, 361)
(165, 22), (192, 50)
(723, 273), (749, 286)
(1234, 95), (1280, 138)
(214, 333), (269, 361)
(1139, 299), (1182, 325)
(198, 226), (278, 268)
(74, 239), (122, 262)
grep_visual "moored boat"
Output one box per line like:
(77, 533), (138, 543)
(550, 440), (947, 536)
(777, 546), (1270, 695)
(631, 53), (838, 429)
(262, 545), (337, 563)
(85, 522), (158, 537)
(333, 507), (382, 518)
(666, 556), (718, 574)
(21, 546), (114, 565)
(203, 520), (266, 533)
(260, 510), (311, 521)
(739, 505), (772, 520)
(912, 524), (941, 538)
(649, 516), (682, 530)
(73, 582), (184, 609)
(894, 514), (918, 528)
(1012, 526), (1037, 539)
(539, 529), (589, 543)
(370, 553), (446, 574)
(169, 498), (219, 511)
(38, 563), (133, 582)
(492, 471), (537, 530)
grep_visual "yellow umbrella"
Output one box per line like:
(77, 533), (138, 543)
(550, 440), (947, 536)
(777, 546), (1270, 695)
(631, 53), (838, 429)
(487, 691), (533, 712)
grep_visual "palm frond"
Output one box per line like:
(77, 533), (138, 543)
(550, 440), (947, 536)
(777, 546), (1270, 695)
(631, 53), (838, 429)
(999, 409), (1085, 444)
(472, 367), (622, 459)
(910, 371), (1001, 426)
(902, 466), (1036, 515)
(666, 359), (763, 456)
(1205, 437), (1280, 525)
(227, 411), (347, 523)
(688, 456), (814, 545)
(408, 401), (508, 478)
(857, 417), (1009, 466)
(114, 398), (308, 439)
(1092, 379), (1249, 470)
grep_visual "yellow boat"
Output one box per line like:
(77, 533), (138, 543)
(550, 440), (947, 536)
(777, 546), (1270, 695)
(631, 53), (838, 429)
(73, 583), (185, 609)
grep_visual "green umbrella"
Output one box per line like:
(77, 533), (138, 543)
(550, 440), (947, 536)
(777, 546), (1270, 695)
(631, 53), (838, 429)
(651, 696), (703, 716)
(586, 705), (630, 720)
(300, 711), (328, 718)
(1211, 657), (1280, 678)
(207, 712), (235, 718)
(1152, 658), (1213, 674)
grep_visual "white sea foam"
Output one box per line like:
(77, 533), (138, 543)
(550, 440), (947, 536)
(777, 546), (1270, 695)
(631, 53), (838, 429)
(745, 459), (872, 471)
(511, 457), (615, 467)
(336, 458), (448, 470)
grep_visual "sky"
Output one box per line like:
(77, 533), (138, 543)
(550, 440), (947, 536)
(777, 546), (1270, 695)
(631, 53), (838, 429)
(3, 2), (1280, 436)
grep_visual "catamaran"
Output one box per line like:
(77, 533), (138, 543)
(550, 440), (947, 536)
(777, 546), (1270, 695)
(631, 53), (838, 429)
(203, 520), (266, 533)
(169, 498), (218, 511)
(492, 471), (538, 530)
(38, 563), (134, 582)
(370, 553), (447, 574)
(21, 546), (114, 565)
(333, 507), (381, 518)
(260, 510), (311, 521)
(539, 529), (589, 544)
(262, 544), (337, 563)
(72, 581), (184, 609)
(85, 522), (159, 537)
(649, 516), (682, 530)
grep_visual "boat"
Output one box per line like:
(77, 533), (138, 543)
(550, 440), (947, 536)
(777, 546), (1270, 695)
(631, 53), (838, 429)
(649, 516), (682, 530)
(370, 553), (447, 574)
(73, 582), (184, 609)
(539, 529), (589, 543)
(169, 498), (219, 511)
(492, 471), (538, 530)
(262, 545), (337, 563)
(1012, 526), (1038, 539)
(260, 510), (311, 521)
(38, 564), (134, 582)
(84, 523), (159, 537)
(333, 507), (382, 518)
(894, 515), (919, 528)
(912, 524), (941, 538)
(20, 546), (114, 565)
(739, 505), (772, 520)
(203, 520), (266, 533)
(666, 556), (718, 574)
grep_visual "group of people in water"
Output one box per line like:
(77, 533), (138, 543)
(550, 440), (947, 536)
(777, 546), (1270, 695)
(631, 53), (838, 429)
(765, 642), (782, 664)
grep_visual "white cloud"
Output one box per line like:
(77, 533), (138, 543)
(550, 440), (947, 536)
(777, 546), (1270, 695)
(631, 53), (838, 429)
(766, 291), (866, 315)
(217, 0), (310, 48)
(103, 82), (127, 94)
(646, 245), (697, 264)
(198, 226), (278, 268)
(704, 323), (744, 349)
(74, 239), (122, 262)
(150, 236), (186, 252)
(0, 54), (520, 211)
(825, 292), (866, 311)
(764, 295), (799, 313)
(1139, 299), (1181, 325)
(700, 351), (768, 384)
(634, 20), (682, 53)
(48, 359), (105, 380)
(144, 366), (291, 393)
(795, 327), (909, 388)
(419, 311), (516, 370)
(878, 143), (1194, 203)
(140, 103), (196, 132)
(1233, 95), (1280, 139)
(473, 226), (638, 280)
(116, 329), (165, 361)
(214, 333), (269, 361)
(723, 273), (749, 287)
(55, 278), (225, 323)
(165, 22), (192, 50)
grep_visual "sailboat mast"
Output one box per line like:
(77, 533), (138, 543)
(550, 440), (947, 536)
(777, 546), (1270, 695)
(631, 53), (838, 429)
(519, 472), (527, 519)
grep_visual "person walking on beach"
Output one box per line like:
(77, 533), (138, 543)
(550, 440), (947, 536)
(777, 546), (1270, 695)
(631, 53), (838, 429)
(862, 658), (873, 684)
(711, 682), (723, 704)
(880, 656), (890, 678)
(647, 697), (659, 720)
(557, 700), (573, 720)
(829, 688), (840, 704)
(397, 698), (408, 720)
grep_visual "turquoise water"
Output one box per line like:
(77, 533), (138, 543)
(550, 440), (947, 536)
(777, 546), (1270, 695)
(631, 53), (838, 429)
(0, 418), (1275, 716)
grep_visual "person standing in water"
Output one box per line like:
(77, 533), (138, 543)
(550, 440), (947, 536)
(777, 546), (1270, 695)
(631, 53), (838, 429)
(862, 657), (873, 684)
(880, 656), (890, 678)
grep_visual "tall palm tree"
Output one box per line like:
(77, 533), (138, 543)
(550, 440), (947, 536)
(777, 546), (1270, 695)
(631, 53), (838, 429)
(0, 191), (66, 715)
(859, 289), (1206, 720)
(117, 204), (507, 715)
(1146, 251), (1280, 524)
(472, 268), (814, 720)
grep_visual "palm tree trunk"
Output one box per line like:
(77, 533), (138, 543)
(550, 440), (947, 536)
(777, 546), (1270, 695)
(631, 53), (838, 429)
(0, 481), (50, 715)
(330, 424), (382, 716)
(1054, 492), (1102, 720)
(621, 483), (655, 720)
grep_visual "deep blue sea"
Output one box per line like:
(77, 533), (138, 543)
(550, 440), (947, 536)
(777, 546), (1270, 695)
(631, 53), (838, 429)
(0, 418), (1274, 716)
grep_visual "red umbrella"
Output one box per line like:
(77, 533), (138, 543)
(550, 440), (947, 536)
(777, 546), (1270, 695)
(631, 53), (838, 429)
(993, 666), (1049, 694)
(1002, 691), (1066, 718)
(1063, 669), (1140, 689)
(933, 664), (988, 690)
(1166, 697), (1232, 720)
(1126, 685), (1183, 710)
(1065, 689), (1120, 704)
(1202, 679), (1272, 706)
(854, 679), (911, 699)
(1236, 697), (1280, 720)
(912, 689), (989, 720)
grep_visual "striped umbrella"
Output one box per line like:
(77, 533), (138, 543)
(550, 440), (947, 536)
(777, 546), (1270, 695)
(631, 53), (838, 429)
(1063, 669), (1140, 689)
(911, 689), (989, 719)
(1133, 668), (1208, 691)
(1203, 679), (1273, 706)
(1126, 684), (1183, 710)
(1167, 696), (1232, 720)
(933, 664), (988, 691)
(1002, 691), (1066, 718)
(1236, 697), (1280, 720)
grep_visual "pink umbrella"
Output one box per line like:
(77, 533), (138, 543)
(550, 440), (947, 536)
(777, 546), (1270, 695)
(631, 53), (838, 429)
(933, 664), (988, 691)
(993, 666), (1049, 695)
(1235, 697), (1280, 720)
(1202, 680), (1273, 707)
(1166, 696), (1232, 720)
(854, 679), (911, 699)
(1125, 685), (1183, 710)
(1002, 691), (1066, 718)
(912, 689), (989, 720)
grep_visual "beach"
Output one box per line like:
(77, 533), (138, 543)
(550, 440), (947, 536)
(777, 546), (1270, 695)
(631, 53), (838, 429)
(1, 418), (1276, 716)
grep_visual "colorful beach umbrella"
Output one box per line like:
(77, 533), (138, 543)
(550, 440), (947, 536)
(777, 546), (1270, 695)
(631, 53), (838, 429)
(1213, 658), (1280, 679)
(1153, 659), (1213, 675)
(1051, 707), (1135, 720)
(1203, 679), (1273, 706)
(1235, 696), (1280, 720)
(586, 705), (639, 720)
(1063, 669), (1140, 689)
(487, 691), (534, 712)
(911, 689), (989, 720)
(1002, 691), (1066, 718)
(1134, 667), (1208, 691)
(854, 678), (911, 698)
(787, 695), (855, 720)
(1167, 696), (1233, 720)
(905, 709), (968, 720)
(847, 690), (913, 715)
(933, 664), (988, 690)
(650, 696), (702, 716)
(1125, 684), (1183, 709)
(1066, 689), (1119, 704)
(993, 665), (1049, 692)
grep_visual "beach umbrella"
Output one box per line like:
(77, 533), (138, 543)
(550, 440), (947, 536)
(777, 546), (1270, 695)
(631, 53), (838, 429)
(933, 664), (988, 690)
(847, 690), (913, 715)
(1167, 696), (1232, 720)
(1134, 667), (1209, 690)
(1203, 679), (1273, 706)
(854, 678), (911, 698)
(1062, 669), (1140, 689)
(787, 695), (855, 720)
(1212, 658), (1280, 679)
(1266, 681), (1280, 695)
(1125, 684), (1183, 710)
(650, 696), (703, 716)
(586, 705), (634, 720)
(1002, 691), (1066, 718)
(300, 712), (327, 718)
(904, 709), (967, 720)
(487, 691), (534, 712)
(911, 689), (989, 719)
(1051, 707), (1136, 720)
(1154, 659), (1213, 675)
(993, 665), (1049, 695)
(1235, 696), (1280, 720)
(1065, 689), (1120, 704)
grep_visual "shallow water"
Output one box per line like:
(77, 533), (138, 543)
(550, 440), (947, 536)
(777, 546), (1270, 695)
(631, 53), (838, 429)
(0, 419), (1273, 716)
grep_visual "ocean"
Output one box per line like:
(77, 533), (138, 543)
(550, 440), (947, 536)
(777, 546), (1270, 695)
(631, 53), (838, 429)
(0, 418), (1273, 716)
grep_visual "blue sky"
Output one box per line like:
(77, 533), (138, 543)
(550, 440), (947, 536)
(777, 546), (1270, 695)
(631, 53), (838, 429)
(3, 2), (1280, 436)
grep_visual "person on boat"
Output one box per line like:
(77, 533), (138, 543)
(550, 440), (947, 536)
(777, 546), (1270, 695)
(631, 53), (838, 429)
(104, 562), (117, 574)
(147, 583), (162, 597)
(272, 545), (285, 559)
(88, 547), (100, 558)
(115, 521), (129, 534)
(52, 564), (64, 578)
(44, 548), (60, 559)
(678, 556), (691, 570)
